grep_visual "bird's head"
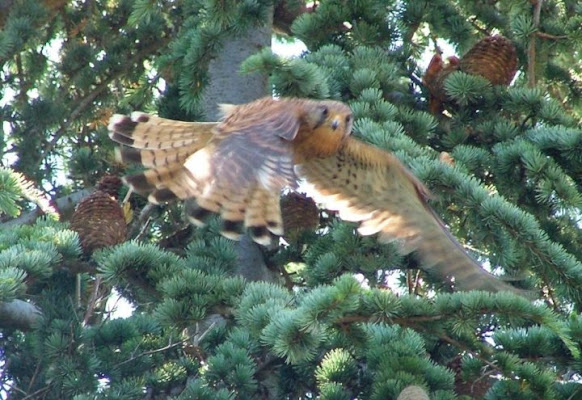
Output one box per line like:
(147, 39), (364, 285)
(292, 99), (354, 160)
(306, 100), (353, 140)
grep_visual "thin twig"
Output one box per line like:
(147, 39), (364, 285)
(467, 16), (491, 36)
(462, 243), (488, 257)
(25, 359), (42, 395)
(114, 337), (191, 368)
(527, 0), (543, 87)
(135, 214), (154, 241)
(21, 386), (50, 400)
(42, 36), (172, 161)
(536, 32), (567, 40)
(76, 273), (82, 309)
(438, 333), (499, 371)
(539, 271), (560, 311)
(470, 369), (497, 394)
(413, 270), (421, 295)
(15, 53), (26, 101)
(194, 321), (216, 345)
(122, 187), (133, 205)
(83, 276), (103, 326)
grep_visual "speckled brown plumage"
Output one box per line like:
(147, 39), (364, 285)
(108, 96), (530, 295)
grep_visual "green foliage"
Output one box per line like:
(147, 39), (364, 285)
(0, 168), (57, 219)
(444, 72), (493, 107)
(0, 219), (81, 304)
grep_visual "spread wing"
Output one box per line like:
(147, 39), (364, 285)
(109, 112), (217, 168)
(108, 100), (301, 245)
(295, 138), (527, 295)
(182, 104), (300, 245)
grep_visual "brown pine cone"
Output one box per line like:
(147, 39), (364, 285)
(70, 178), (127, 255)
(95, 175), (123, 199)
(273, 0), (312, 35)
(448, 356), (493, 398)
(423, 35), (517, 114)
(280, 192), (319, 241)
(397, 385), (429, 400)
(459, 35), (518, 86)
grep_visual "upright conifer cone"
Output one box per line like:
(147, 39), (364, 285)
(423, 35), (517, 114)
(459, 35), (518, 85)
(280, 192), (319, 241)
(70, 175), (127, 255)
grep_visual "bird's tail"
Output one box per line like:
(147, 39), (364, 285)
(184, 185), (283, 246)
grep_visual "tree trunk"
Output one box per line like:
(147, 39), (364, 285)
(198, 12), (279, 283)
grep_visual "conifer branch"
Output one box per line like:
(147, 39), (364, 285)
(43, 36), (172, 160)
(1, 188), (90, 226)
(114, 336), (192, 368)
(83, 276), (103, 325)
(12, 171), (59, 219)
(536, 32), (567, 40)
(2, 1), (581, 397)
(496, 217), (581, 291)
(527, 0), (543, 87)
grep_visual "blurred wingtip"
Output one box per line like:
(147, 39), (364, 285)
(218, 103), (236, 118)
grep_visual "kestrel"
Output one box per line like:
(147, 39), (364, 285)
(109, 97), (528, 295)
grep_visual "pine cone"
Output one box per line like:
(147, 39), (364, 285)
(280, 192), (319, 241)
(423, 35), (517, 114)
(95, 175), (123, 199)
(396, 385), (429, 400)
(71, 177), (127, 255)
(459, 35), (518, 86)
(273, 0), (312, 35)
(448, 356), (493, 398)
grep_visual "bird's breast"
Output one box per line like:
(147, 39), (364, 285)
(292, 126), (346, 161)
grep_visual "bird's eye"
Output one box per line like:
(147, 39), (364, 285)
(321, 106), (329, 118)
(345, 115), (352, 124)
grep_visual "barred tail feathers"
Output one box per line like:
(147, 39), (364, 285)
(185, 184), (284, 246)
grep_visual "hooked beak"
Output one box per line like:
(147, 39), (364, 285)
(331, 118), (340, 130)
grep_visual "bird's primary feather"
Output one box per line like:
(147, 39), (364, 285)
(109, 112), (216, 169)
(109, 112), (216, 146)
(296, 138), (527, 295)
